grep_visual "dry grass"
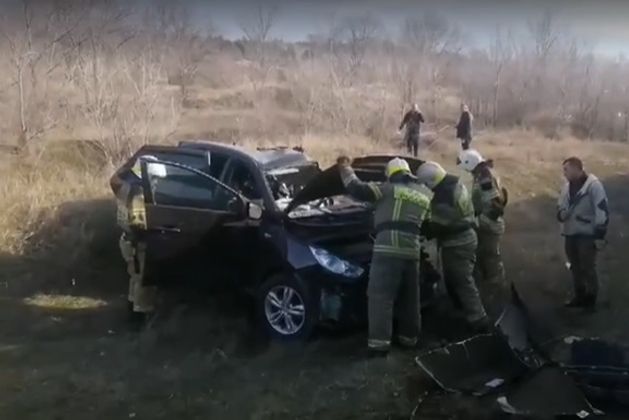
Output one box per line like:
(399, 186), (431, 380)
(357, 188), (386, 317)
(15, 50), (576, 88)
(1, 128), (627, 266)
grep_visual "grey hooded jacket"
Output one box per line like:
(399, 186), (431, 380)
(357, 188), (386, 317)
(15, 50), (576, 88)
(557, 174), (609, 238)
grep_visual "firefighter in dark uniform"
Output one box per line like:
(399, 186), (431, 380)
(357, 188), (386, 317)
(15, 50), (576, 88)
(415, 161), (490, 331)
(337, 156), (430, 356)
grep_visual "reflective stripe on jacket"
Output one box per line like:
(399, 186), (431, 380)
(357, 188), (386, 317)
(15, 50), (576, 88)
(427, 174), (477, 248)
(340, 166), (430, 260)
(472, 168), (506, 235)
(116, 181), (147, 233)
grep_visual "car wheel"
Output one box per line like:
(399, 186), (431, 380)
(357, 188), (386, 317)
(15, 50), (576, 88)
(256, 274), (318, 341)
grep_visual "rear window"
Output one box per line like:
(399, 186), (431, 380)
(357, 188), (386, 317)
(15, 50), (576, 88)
(129, 149), (229, 180)
(149, 151), (208, 172)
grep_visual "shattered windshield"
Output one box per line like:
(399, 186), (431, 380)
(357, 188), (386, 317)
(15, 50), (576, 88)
(267, 163), (369, 216)
(266, 164), (320, 206)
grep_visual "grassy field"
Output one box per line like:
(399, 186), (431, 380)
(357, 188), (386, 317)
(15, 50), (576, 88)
(1, 127), (629, 419)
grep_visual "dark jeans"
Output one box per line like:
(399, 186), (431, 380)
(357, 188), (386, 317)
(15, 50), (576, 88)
(459, 136), (472, 150)
(565, 236), (598, 302)
(405, 132), (419, 157)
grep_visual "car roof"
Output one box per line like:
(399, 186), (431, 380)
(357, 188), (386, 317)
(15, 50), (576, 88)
(178, 140), (313, 170)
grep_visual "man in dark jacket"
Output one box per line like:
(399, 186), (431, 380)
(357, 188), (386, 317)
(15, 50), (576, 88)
(456, 104), (473, 150)
(399, 104), (425, 157)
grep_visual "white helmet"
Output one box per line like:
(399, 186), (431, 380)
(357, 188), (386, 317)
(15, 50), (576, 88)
(416, 161), (447, 189)
(457, 149), (485, 172)
(385, 157), (411, 178)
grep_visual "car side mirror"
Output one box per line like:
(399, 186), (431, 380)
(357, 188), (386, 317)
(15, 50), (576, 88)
(247, 202), (263, 220)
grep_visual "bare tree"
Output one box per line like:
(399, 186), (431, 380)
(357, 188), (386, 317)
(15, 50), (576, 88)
(489, 26), (513, 126)
(528, 9), (559, 65)
(526, 9), (560, 111)
(402, 12), (461, 57)
(337, 14), (380, 76)
(148, 1), (210, 101)
(0, 0), (86, 150)
(238, 1), (280, 90)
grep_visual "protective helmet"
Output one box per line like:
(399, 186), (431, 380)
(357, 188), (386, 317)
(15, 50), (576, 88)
(415, 161), (447, 189)
(457, 149), (485, 172)
(131, 155), (167, 178)
(385, 157), (411, 178)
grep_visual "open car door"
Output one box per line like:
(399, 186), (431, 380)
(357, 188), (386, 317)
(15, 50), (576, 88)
(139, 158), (247, 286)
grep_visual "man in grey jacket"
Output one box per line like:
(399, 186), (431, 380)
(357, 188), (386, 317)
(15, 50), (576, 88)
(557, 157), (609, 311)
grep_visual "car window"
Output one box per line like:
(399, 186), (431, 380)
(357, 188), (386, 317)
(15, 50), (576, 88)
(224, 160), (262, 201)
(149, 151), (208, 172)
(147, 162), (239, 211)
(208, 152), (228, 179)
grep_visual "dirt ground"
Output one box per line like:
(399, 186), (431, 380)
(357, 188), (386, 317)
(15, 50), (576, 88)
(1, 174), (628, 419)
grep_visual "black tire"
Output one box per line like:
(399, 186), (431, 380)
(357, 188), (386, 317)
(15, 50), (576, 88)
(256, 274), (319, 341)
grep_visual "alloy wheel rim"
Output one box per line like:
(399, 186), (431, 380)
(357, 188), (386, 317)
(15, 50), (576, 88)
(264, 285), (306, 335)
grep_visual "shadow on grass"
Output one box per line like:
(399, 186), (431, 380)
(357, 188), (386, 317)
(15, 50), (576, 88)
(0, 197), (127, 340)
(1, 173), (628, 350)
(0, 169), (628, 419)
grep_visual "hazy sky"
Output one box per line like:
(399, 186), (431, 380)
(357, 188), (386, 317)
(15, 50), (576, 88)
(190, 0), (629, 55)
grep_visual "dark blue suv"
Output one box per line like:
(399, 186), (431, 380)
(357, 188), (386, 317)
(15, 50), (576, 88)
(110, 140), (440, 340)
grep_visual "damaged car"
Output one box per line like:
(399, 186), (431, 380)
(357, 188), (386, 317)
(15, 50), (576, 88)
(110, 140), (440, 340)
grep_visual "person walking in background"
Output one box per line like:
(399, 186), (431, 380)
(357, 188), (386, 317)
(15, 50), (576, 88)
(456, 104), (474, 150)
(399, 103), (425, 157)
(557, 157), (609, 312)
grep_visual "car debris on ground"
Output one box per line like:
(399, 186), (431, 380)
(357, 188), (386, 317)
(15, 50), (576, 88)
(414, 283), (629, 419)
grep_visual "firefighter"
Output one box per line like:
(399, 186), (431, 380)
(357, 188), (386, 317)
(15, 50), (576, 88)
(399, 104), (425, 157)
(415, 161), (490, 331)
(115, 155), (165, 328)
(558, 157), (609, 311)
(458, 149), (508, 308)
(337, 156), (430, 356)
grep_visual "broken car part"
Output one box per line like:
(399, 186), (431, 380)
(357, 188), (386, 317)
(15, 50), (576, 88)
(415, 333), (528, 396)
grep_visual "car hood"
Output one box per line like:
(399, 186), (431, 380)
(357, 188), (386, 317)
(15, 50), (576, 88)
(285, 155), (425, 213)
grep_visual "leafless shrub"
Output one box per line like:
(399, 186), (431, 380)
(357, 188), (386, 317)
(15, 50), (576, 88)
(238, 1), (280, 91)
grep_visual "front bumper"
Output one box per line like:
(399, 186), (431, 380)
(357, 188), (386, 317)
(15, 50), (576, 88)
(295, 261), (440, 328)
(295, 265), (368, 326)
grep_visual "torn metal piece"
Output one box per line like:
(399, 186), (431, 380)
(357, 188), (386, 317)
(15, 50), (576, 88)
(496, 366), (603, 417)
(415, 333), (528, 396)
(495, 302), (547, 369)
(564, 338), (629, 409)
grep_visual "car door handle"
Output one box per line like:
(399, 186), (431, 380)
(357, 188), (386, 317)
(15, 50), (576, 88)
(156, 225), (181, 233)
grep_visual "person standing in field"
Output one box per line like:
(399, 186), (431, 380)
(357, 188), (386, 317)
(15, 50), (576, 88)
(399, 103), (425, 157)
(456, 104), (474, 150)
(557, 157), (609, 312)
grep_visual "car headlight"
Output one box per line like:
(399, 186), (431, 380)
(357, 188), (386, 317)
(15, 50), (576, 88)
(309, 246), (365, 278)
